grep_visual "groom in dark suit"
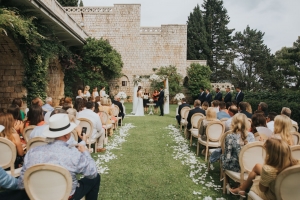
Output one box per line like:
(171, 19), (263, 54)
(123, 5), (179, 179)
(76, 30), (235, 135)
(158, 87), (164, 116)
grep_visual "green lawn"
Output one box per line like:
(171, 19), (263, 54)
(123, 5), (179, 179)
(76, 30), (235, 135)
(94, 103), (237, 200)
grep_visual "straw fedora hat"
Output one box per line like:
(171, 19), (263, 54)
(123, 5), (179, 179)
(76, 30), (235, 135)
(43, 114), (77, 138)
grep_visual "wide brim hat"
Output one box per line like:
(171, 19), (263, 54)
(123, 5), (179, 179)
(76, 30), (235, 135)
(43, 114), (77, 138)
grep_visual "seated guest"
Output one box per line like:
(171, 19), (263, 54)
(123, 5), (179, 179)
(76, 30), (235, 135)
(199, 107), (219, 140)
(186, 100), (206, 130)
(225, 105), (239, 131)
(250, 113), (267, 136)
(257, 102), (268, 117)
(273, 115), (294, 145)
(88, 96), (96, 102)
(12, 98), (25, 120)
(221, 113), (255, 172)
(95, 96), (101, 106)
(228, 138), (298, 199)
(25, 105), (45, 127)
(201, 101), (209, 111)
(42, 97), (54, 112)
(98, 98), (114, 136)
(281, 107), (298, 126)
(0, 113), (25, 168)
(217, 101), (230, 120)
(225, 102), (232, 110)
(74, 98), (85, 113)
(18, 114), (100, 200)
(176, 98), (190, 125)
(7, 104), (24, 135)
(31, 97), (43, 107)
(112, 95), (125, 122)
(245, 102), (252, 114)
(238, 102), (252, 118)
(211, 100), (219, 113)
(266, 112), (277, 132)
(77, 102), (106, 152)
(59, 98), (65, 106)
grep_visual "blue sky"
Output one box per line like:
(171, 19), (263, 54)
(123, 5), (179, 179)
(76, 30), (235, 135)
(83, 0), (300, 53)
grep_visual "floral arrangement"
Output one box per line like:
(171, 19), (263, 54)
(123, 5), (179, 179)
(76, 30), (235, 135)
(149, 74), (164, 82)
(174, 93), (185, 101)
(133, 75), (141, 86)
(117, 91), (127, 100)
(149, 98), (154, 103)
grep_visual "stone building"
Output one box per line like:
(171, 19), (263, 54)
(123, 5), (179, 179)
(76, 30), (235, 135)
(65, 4), (206, 98)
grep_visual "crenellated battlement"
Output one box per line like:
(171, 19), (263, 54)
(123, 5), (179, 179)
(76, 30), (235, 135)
(140, 27), (162, 35)
(64, 6), (114, 14)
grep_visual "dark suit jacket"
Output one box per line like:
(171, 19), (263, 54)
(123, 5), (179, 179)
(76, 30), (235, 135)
(158, 90), (164, 105)
(205, 93), (212, 106)
(240, 110), (252, 118)
(112, 99), (124, 117)
(198, 92), (206, 104)
(235, 92), (244, 105)
(214, 92), (222, 101)
(224, 92), (232, 103)
(187, 107), (206, 129)
(178, 103), (191, 117)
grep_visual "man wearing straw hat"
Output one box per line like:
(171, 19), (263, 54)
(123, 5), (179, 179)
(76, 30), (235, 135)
(18, 114), (100, 200)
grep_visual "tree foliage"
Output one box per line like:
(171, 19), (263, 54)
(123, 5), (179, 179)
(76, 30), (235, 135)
(275, 36), (300, 89)
(56, 0), (78, 7)
(150, 66), (182, 97)
(187, 4), (208, 60)
(202, 0), (234, 82)
(231, 25), (283, 91)
(186, 63), (211, 99)
(79, 0), (84, 7)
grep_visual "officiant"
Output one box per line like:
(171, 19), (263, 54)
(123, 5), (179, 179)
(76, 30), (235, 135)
(157, 87), (164, 116)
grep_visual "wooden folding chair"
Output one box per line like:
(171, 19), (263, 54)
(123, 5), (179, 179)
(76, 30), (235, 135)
(291, 132), (300, 145)
(189, 113), (205, 146)
(26, 137), (49, 151)
(23, 125), (36, 142)
(291, 145), (300, 160)
(77, 118), (94, 152)
(180, 107), (190, 131)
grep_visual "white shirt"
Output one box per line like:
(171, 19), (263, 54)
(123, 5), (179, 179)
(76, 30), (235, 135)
(77, 109), (103, 139)
(267, 121), (274, 132)
(213, 107), (219, 114)
(225, 117), (233, 131)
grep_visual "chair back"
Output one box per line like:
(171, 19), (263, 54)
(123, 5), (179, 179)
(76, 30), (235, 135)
(191, 113), (205, 129)
(99, 111), (109, 125)
(291, 145), (300, 160)
(0, 137), (16, 170)
(24, 163), (72, 200)
(77, 118), (93, 138)
(71, 129), (78, 142)
(220, 118), (229, 122)
(274, 165), (300, 200)
(182, 108), (191, 120)
(292, 124), (299, 132)
(23, 125), (36, 142)
(180, 107), (190, 118)
(239, 142), (265, 174)
(112, 105), (120, 117)
(206, 121), (224, 142)
(291, 132), (300, 145)
(27, 137), (48, 151)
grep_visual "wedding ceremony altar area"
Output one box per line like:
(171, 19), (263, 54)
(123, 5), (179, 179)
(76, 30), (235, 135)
(93, 103), (233, 200)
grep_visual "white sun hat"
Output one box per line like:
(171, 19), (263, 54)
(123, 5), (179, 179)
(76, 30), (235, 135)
(0, 125), (4, 133)
(43, 114), (77, 138)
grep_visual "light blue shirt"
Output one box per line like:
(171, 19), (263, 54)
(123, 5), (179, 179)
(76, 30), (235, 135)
(0, 167), (18, 189)
(18, 140), (97, 195)
(217, 111), (230, 120)
(42, 104), (54, 112)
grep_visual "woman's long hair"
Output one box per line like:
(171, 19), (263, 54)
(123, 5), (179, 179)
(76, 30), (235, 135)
(0, 113), (16, 142)
(7, 104), (22, 121)
(251, 113), (267, 133)
(264, 138), (298, 173)
(274, 115), (293, 145)
(74, 98), (84, 112)
(231, 113), (250, 144)
(26, 105), (44, 125)
(137, 86), (142, 97)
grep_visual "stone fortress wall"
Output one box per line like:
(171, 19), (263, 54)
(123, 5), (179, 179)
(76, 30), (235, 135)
(65, 4), (206, 97)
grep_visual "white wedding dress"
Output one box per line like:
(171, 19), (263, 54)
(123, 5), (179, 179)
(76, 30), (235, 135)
(132, 85), (138, 114)
(135, 92), (144, 116)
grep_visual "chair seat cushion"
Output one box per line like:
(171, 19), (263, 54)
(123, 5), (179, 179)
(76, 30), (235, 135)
(6, 167), (22, 177)
(248, 191), (263, 200)
(225, 170), (248, 181)
(190, 129), (198, 137)
(198, 138), (220, 147)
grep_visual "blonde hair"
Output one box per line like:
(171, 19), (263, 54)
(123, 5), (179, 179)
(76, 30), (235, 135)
(84, 85), (90, 91)
(100, 97), (109, 106)
(274, 115), (293, 145)
(0, 113), (15, 142)
(107, 98), (112, 106)
(206, 107), (217, 120)
(230, 113), (250, 144)
(245, 102), (252, 113)
(264, 138), (297, 173)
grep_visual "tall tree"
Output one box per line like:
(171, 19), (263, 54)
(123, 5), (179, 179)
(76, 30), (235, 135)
(202, 0), (234, 82)
(231, 25), (282, 91)
(275, 36), (300, 89)
(57, 0), (78, 7)
(79, 0), (84, 7)
(187, 4), (208, 60)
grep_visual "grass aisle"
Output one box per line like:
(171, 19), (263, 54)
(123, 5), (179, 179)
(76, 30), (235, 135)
(96, 103), (235, 200)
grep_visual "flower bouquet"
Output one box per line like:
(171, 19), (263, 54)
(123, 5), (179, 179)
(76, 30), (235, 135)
(174, 93), (185, 101)
(149, 98), (154, 103)
(117, 91), (127, 100)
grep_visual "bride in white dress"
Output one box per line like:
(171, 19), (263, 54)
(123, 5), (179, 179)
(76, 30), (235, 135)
(135, 86), (144, 116)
